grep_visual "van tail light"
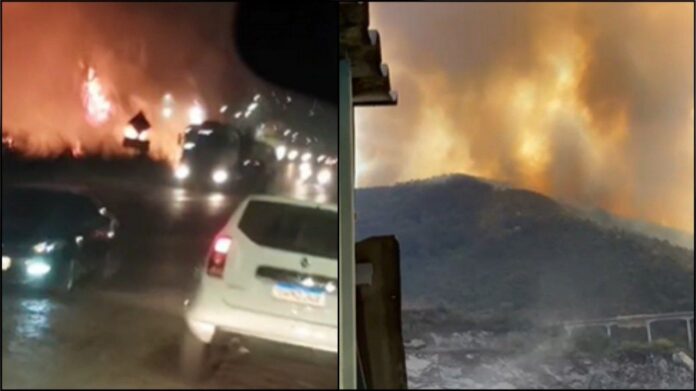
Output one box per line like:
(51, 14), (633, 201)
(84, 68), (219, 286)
(207, 235), (232, 278)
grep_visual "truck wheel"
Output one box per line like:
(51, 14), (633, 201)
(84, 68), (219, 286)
(180, 329), (214, 383)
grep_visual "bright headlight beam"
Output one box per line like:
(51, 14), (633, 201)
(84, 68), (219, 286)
(299, 162), (313, 181)
(212, 169), (229, 184)
(188, 104), (206, 125)
(317, 169), (332, 185)
(175, 164), (191, 180)
(26, 261), (51, 277)
(288, 150), (299, 161)
(33, 242), (57, 254)
(162, 107), (173, 119)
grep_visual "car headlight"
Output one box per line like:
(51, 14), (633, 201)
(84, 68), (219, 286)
(175, 164), (191, 180)
(317, 168), (332, 185)
(299, 162), (313, 181)
(288, 149), (299, 161)
(275, 145), (287, 161)
(212, 169), (229, 184)
(33, 241), (62, 254)
(26, 259), (52, 277)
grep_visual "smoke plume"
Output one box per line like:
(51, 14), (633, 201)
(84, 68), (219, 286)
(356, 2), (694, 233)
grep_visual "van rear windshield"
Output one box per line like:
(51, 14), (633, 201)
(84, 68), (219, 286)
(239, 200), (337, 260)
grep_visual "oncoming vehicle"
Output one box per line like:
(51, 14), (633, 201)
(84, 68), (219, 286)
(1, 186), (119, 292)
(181, 195), (338, 381)
(238, 139), (280, 192)
(174, 121), (242, 190)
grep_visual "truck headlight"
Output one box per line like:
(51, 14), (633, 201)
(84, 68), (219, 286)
(212, 169), (229, 184)
(33, 241), (62, 254)
(317, 169), (332, 185)
(275, 145), (287, 161)
(175, 164), (191, 180)
(26, 259), (52, 277)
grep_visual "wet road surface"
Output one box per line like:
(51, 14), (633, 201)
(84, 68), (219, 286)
(2, 173), (337, 389)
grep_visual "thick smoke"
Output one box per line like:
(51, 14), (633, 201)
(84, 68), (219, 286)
(356, 2), (694, 233)
(2, 2), (253, 162)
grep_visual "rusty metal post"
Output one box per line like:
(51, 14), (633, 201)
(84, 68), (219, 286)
(686, 318), (693, 350)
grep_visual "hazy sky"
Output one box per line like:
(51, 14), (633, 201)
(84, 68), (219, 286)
(356, 2), (694, 233)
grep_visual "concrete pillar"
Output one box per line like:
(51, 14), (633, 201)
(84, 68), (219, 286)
(338, 58), (357, 390)
(686, 318), (693, 350)
(646, 321), (653, 344)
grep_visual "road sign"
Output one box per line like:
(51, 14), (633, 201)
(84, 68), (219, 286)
(123, 111), (151, 153)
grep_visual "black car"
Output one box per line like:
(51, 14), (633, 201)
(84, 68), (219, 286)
(174, 122), (242, 190)
(174, 122), (278, 192)
(1, 186), (119, 292)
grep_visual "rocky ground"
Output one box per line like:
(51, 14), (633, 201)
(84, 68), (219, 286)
(404, 330), (694, 389)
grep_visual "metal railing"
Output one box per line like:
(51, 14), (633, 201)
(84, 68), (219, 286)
(561, 311), (694, 348)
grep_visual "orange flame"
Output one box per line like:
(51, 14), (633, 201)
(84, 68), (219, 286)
(82, 67), (113, 126)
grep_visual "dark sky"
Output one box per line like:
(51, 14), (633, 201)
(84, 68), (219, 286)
(356, 2), (694, 233)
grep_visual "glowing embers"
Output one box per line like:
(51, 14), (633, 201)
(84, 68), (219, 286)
(82, 67), (113, 126)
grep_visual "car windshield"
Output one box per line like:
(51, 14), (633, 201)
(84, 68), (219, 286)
(184, 127), (238, 150)
(239, 201), (338, 259)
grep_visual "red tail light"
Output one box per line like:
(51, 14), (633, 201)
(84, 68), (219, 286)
(92, 228), (114, 240)
(207, 235), (232, 278)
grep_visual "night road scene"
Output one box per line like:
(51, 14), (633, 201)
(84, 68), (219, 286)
(2, 3), (338, 389)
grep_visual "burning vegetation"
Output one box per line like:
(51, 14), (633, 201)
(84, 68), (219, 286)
(356, 3), (694, 233)
(2, 3), (249, 165)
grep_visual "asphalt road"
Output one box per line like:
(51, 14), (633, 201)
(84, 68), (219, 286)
(1, 166), (337, 389)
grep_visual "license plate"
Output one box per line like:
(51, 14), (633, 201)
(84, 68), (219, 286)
(2, 256), (11, 271)
(272, 282), (326, 307)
